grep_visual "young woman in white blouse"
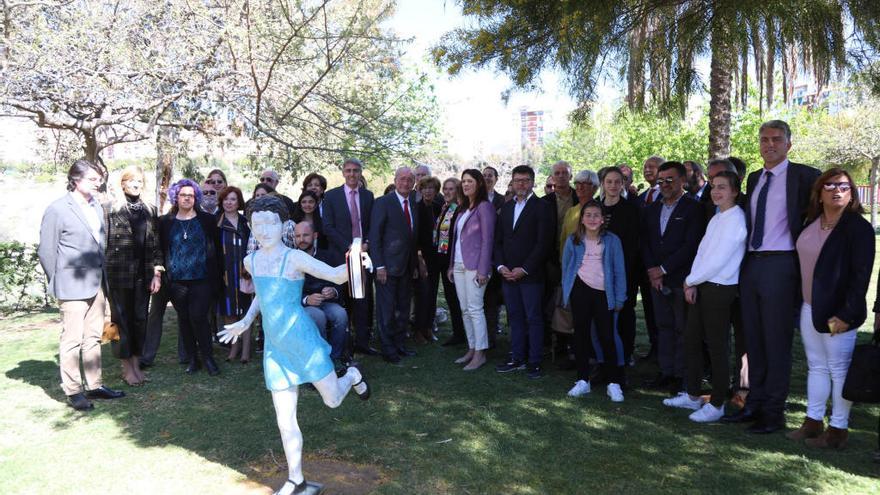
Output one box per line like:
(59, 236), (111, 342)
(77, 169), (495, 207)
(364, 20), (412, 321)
(663, 170), (747, 422)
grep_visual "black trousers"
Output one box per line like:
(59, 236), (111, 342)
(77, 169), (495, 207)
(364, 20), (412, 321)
(484, 269), (503, 346)
(437, 254), (465, 341)
(375, 273), (412, 357)
(618, 281), (638, 361)
(143, 281), (171, 365)
(571, 278), (624, 384)
(169, 279), (215, 361)
(415, 255), (440, 333)
(740, 252), (798, 420)
(347, 271), (374, 350)
(109, 282), (149, 359)
(638, 271), (659, 349)
(685, 283), (737, 406)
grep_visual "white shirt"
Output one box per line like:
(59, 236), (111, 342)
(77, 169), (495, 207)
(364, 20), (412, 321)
(453, 208), (472, 263)
(748, 159), (793, 251)
(685, 205), (748, 286)
(513, 192), (533, 229)
(395, 191), (414, 227)
(70, 192), (102, 242)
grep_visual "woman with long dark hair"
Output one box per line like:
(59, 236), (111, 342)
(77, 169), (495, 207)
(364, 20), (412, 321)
(447, 169), (495, 370)
(786, 168), (874, 449)
(105, 165), (163, 386)
(159, 179), (223, 376)
(292, 190), (326, 249)
(218, 186), (253, 363)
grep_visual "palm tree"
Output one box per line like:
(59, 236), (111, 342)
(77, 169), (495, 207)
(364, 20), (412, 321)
(434, 1), (876, 159)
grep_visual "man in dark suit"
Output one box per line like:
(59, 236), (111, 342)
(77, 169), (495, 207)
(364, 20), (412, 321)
(494, 165), (551, 379)
(481, 164), (505, 347)
(322, 158), (377, 356)
(369, 166), (419, 363)
(295, 221), (349, 368)
(722, 120), (821, 433)
(634, 155), (664, 361)
(640, 161), (705, 393)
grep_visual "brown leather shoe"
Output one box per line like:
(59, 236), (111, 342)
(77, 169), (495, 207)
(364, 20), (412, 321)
(786, 417), (824, 441)
(805, 426), (848, 449)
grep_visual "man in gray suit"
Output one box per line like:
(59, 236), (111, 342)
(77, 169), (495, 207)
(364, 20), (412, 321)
(38, 160), (125, 411)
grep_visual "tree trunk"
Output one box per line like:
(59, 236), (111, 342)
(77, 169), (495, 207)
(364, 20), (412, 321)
(708, 33), (733, 159)
(155, 127), (178, 211)
(765, 16), (775, 109)
(871, 156), (878, 228)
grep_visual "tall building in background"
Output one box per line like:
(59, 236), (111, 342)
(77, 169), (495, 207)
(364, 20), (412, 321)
(519, 107), (544, 149)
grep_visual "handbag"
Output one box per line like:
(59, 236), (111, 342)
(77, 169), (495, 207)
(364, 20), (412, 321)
(101, 321), (120, 344)
(842, 340), (880, 403)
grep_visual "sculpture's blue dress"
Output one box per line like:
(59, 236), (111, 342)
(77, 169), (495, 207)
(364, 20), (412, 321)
(251, 250), (336, 390)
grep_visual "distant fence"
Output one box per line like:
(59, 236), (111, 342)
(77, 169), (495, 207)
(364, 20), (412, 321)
(857, 185), (878, 205)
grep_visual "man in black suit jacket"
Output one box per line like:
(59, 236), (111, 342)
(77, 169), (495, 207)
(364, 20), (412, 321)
(322, 158), (376, 355)
(722, 120), (821, 433)
(641, 161), (705, 392)
(369, 167), (419, 363)
(634, 155), (664, 361)
(494, 165), (552, 378)
(294, 222), (349, 367)
(481, 164), (505, 346)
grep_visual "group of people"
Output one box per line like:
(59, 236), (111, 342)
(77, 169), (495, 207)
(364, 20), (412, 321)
(38, 119), (879, 459)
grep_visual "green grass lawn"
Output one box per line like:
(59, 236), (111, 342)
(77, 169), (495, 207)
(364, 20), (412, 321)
(3, 268), (880, 493)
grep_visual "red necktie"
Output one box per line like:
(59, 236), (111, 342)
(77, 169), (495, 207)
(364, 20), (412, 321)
(403, 198), (412, 232)
(646, 188), (655, 204)
(349, 189), (361, 238)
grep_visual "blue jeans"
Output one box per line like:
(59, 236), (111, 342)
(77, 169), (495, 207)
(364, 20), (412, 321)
(304, 302), (349, 360)
(502, 281), (544, 366)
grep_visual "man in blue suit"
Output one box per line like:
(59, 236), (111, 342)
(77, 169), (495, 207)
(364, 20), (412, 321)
(494, 165), (552, 379)
(369, 167), (419, 363)
(322, 158), (377, 356)
(640, 161), (705, 393)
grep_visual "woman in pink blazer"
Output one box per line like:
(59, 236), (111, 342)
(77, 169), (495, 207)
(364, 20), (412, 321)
(447, 169), (496, 370)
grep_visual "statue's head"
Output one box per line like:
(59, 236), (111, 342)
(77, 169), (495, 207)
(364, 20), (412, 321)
(247, 195), (289, 249)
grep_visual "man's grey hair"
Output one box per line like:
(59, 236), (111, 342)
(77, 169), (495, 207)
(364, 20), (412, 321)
(759, 119), (792, 141)
(552, 160), (572, 173)
(395, 166), (414, 179)
(261, 169), (279, 181)
(644, 155), (665, 167)
(574, 170), (599, 185)
(414, 164), (431, 176)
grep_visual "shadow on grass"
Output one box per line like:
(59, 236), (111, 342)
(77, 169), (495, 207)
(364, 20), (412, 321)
(4, 306), (880, 494)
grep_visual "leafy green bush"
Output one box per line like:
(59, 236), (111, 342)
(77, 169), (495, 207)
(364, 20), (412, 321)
(0, 242), (49, 314)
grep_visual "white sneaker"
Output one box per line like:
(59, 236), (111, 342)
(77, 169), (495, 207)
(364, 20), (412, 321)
(567, 380), (591, 397)
(662, 392), (703, 410)
(607, 383), (624, 402)
(689, 403), (725, 423)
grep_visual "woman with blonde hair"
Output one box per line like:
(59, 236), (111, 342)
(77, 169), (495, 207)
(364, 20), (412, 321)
(105, 165), (163, 386)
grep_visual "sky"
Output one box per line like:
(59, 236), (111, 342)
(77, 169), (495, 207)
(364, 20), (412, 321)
(385, 1), (609, 159)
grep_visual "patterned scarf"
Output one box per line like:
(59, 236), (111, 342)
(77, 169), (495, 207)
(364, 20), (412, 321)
(435, 202), (458, 254)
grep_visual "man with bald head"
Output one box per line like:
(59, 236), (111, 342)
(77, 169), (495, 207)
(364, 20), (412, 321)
(369, 167), (420, 363)
(256, 169), (296, 216)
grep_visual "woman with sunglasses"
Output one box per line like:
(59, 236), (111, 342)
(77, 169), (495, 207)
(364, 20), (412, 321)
(786, 168), (874, 449)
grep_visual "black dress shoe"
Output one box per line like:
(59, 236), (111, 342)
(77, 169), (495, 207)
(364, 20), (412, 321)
(397, 347), (416, 357)
(353, 345), (379, 356)
(67, 393), (94, 411)
(85, 386), (126, 400)
(747, 419), (784, 434)
(185, 359), (202, 374)
(382, 353), (402, 364)
(721, 407), (761, 424)
(642, 373), (674, 389)
(204, 357), (220, 376)
(441, 337), (466, 347)
(139, 361), (153, 370)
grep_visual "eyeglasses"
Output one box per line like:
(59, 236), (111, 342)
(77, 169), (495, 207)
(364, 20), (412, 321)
(178, 193), (195, 199)
(203, 190), (216, 196)
(822, 182), (852, 192)
(656, 177), (678, 184)
(260, 177), (275, 183)
(574, 181), (594, 187)
(205, 179), (224, 185)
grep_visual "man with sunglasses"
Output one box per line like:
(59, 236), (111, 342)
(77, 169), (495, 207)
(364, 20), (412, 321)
(722, 120), (821, 434)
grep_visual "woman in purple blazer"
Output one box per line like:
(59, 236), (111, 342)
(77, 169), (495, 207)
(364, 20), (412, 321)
(447, 169), (496, 370)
